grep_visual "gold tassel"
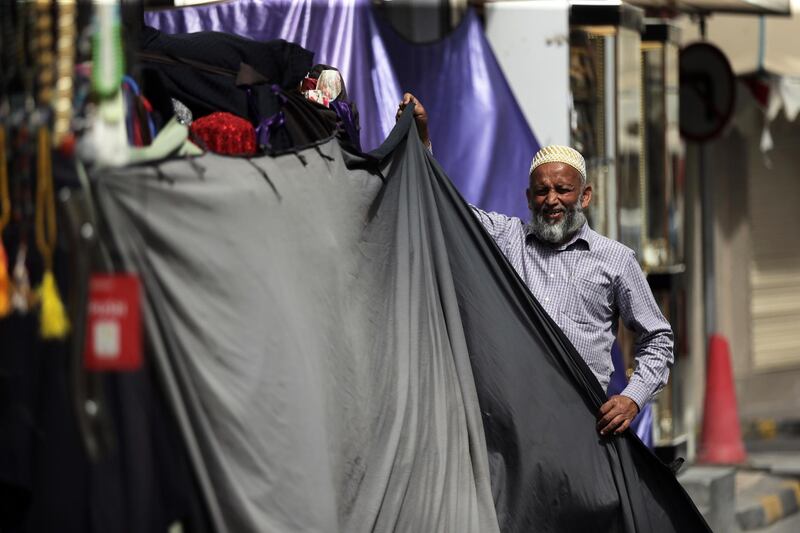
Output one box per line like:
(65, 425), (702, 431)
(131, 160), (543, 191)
(0, 242), (9, 318)
(34, 126), (70, 339)
(0, 126), (10, 318)
(37, 270), (69, 338)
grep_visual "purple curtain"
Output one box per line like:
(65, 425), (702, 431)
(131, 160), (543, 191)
(145, 0), (539, 218)
(375, 11), (539, 217)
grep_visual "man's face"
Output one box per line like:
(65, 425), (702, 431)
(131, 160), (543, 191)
(526, 162), (592, 244)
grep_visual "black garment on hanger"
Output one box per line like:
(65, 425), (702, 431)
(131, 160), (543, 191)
(0, 160), (213, 532)
(139, 26), (313, 130)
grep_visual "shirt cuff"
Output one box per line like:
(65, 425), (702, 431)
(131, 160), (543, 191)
(620, 379), (652, 410)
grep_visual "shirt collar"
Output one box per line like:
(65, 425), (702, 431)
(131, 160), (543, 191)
(525, 221), (594, 251)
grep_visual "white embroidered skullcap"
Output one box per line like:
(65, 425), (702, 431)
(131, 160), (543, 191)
(529, 145), (587, 183)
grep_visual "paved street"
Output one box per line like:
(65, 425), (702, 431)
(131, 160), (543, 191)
(747, 451), (800, 476)
(679, 439), (800, 532)
(748, 510), (800, 533)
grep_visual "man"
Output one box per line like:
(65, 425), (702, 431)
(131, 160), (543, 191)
(398, 93), (674, 436)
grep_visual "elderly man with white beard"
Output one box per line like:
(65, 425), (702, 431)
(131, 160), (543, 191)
(397, 93), (674, 437)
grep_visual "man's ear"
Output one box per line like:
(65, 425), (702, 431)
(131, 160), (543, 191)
(581, 184), (593, 209)
(526, 187), (533, 210)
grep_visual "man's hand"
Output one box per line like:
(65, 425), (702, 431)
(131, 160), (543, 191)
(396, 92), (430, 148)
(597, 395), (640, 436)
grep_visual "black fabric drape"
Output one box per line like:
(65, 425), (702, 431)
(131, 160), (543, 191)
(375, 108), (710, 532)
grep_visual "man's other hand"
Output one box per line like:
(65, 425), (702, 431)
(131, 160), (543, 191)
(597, 395), (640, 436)
(396, 92), (430, 148)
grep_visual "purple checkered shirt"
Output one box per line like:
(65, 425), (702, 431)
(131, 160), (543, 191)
(471, 206), (673, 408)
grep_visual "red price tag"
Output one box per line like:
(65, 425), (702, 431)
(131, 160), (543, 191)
(84, 274), (142, 371)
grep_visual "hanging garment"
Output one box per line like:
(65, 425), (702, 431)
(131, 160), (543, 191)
(0, 329), (213, 533)
(0, 166), (210, 533)
(141, 28), (362, 154)
(139, 26), (313, 135)
(145, 1), (539, 218)
(91, 108), (707, 532)
(0, 314), (39, 530)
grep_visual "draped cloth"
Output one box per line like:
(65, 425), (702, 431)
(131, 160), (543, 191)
(145, 0), (539, 218)
(91, 108), (708, 532)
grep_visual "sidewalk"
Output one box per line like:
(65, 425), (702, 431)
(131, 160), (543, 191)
(734, 467), (800, 530)
(678, 432), (800, 532)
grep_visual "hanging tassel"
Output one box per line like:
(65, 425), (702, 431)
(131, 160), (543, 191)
(37, 270), (69, 337)
(0, 126), (10, 318)
(34, 126), (69, 339)
(0, 242), (9, 318)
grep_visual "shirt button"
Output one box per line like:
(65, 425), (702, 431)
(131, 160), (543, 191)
(549, 274), (554, 279)
(545, 297), (550, 302)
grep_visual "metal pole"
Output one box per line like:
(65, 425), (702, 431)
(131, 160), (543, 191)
(700, 143), (716, 338)
(698, 15), (716, 338)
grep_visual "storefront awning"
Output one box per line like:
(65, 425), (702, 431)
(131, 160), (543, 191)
(677, 12), (800, 76)
(630, 0), (790, 15)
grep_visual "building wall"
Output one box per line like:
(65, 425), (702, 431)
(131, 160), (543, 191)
(739, 107), (800, 420)
(682, 108), (754, 455)
(692, 87), (800, 423)
(709, 119), (753, 381)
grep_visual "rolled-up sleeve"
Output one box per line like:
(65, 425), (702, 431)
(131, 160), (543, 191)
(616, 252), (674, 409)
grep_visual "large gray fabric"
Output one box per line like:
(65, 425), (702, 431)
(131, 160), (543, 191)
(93, 136), (499, 533)
(92, 109), (708, 532)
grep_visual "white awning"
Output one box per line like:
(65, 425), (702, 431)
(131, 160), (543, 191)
(631, 0), (790, 15)
(676, 8), (800, 77)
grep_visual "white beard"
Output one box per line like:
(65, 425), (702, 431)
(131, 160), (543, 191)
(528, 201), (587, 245)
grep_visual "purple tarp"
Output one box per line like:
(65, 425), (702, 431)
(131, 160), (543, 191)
(609, 341), (654, 447)
(145, 0), (539, 218)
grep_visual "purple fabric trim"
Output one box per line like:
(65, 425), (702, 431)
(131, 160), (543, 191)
(329, 100), (361, 151)
(256, 111), (285, 147)
(247, 84), (289, 147)
(271, 84), (288, 104)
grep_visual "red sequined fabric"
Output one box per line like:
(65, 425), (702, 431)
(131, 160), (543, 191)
(300, 77), (318, 92)
(190, 112), (257, 156)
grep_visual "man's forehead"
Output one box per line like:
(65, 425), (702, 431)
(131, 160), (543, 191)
(530, 162), (582, 183)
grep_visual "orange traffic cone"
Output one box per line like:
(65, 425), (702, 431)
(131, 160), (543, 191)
(697, 334), (747, 464)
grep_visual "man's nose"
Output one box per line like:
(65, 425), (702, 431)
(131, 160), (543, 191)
(544, 191), (559, 205)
